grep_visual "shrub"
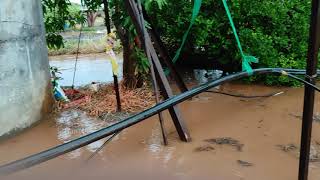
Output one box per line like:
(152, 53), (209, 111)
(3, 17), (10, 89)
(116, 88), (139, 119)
(150, 0), (312, 85)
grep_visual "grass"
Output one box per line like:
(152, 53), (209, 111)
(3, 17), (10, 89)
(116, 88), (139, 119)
(48, 33), (122, 56)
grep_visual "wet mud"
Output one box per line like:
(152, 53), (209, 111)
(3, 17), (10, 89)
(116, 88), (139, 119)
(1, 83), (320, 180)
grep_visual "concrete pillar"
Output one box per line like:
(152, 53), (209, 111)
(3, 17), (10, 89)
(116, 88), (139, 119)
(0, 0), (52, 137)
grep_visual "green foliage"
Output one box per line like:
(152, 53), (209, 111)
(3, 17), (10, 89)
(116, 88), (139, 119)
(46, 33), (64, 49)
(110, 0), (166, 40)
(43, 0), (69, 49)
(81, 0), (103, 11)
(132, 47), (150, 76)
(42, 0), (86, 49)
(47, 33), (115, 56)
(110, 0), (166, 77)
(143, 0), (167, 10)
(50, 66), (63, 87)
(150, 0), (312, 86)
(68, 3), (87, 25)
(43, 0), (313, 86)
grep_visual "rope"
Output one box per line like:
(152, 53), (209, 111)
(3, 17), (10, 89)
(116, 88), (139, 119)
(165, 0), (257, 75)
(165, 0), (202, 75)
(71, 25), (82, 88)
(222, 0), (258, 75)
(171, 0), (202, 64)
(71, 4), (85, 88)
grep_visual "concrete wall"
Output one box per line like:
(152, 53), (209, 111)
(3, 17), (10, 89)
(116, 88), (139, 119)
(0, 0), (52, 137)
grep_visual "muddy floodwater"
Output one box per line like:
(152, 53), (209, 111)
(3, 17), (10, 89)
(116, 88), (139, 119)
(2, 84), (320, 180)
(49, 54), (123, 87)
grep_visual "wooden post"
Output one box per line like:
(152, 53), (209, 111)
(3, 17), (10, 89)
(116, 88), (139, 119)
(124, 0), (191, 142)
(113, 75), (121, 112)
(298, 0), (320, 180)
(136, 0), (168, 145)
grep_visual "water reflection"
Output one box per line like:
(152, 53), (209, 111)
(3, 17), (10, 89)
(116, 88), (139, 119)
(143, 124), (177, 166)
(55, 110), (112, 158)
(49, 55), (123, 87)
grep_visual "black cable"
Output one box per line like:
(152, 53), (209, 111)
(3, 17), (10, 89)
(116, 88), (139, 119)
(206, 90), (283, 98)
(206, 69), (320, 97)
(276, 70), (320, 93)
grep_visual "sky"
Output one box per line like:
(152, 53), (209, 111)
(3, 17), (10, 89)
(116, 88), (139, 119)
(70, 0), (81, 4)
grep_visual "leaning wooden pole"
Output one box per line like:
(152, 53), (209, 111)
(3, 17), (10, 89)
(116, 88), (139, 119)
(124, 0), (191, 142)
(142, 8), (188, 93)
(136, 0), (168, 145)
(298, 0), (320, 180)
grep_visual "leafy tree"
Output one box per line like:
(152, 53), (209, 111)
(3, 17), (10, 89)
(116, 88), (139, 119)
(43, 0), (85, 49)
(109, 0), (167, 88)
(81, 0), (104, 27)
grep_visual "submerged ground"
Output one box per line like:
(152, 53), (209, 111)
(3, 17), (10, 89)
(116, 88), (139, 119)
(1, 83), (320, 180)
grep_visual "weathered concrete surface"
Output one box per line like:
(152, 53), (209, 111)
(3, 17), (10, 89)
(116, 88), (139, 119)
(0, 0), (52, 137)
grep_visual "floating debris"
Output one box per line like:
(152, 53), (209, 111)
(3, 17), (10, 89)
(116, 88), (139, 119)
(237, 160), (253, 167)
(276, 142), (320, 162)
(194, 145), (215, 152)
(289, 113), (301, 119)
(289, 113), (320, 123)
(314, 114), (320, 123)
(310, 145), (320, 162)
(205, 137), (244, 151)
(276, 144), (298, 152)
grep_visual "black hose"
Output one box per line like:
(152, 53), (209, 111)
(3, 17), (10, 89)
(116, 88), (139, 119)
(286, 73), (320, 92)
(0, 68), (319, 175)
(205, 69), (319, 98)
(206, 90), (283, 98)
(277, 70), (320, 92)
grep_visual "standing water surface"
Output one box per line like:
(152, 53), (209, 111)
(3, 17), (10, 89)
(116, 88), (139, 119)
(49, 54), (123, 87)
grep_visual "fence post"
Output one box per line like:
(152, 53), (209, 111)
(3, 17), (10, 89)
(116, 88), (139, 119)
(298, 0), (320, 180)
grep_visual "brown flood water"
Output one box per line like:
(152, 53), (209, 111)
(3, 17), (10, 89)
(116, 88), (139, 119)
(2, 84), (320, 180)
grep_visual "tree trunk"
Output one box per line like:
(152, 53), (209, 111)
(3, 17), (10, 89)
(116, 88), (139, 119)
(113, 3), (142, 89)
(115, 26), (142, 89)
(87, 11), (98, 27)
(103, 0), (111, 33)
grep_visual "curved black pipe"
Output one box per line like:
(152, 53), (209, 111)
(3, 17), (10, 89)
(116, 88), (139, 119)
(0, 68), (318, 175)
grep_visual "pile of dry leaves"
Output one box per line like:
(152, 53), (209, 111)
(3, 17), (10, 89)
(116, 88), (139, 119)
(60, 83), (156, 117)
